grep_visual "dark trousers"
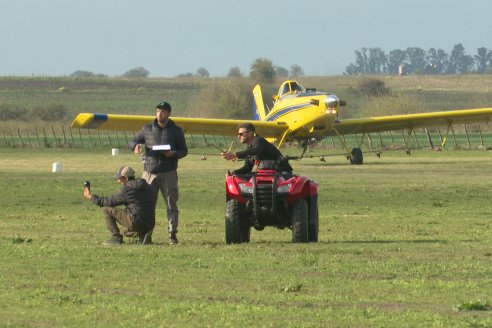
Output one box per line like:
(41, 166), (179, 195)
(103, 207), (134, 238)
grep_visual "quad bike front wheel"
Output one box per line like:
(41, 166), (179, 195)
(225, 199), (250, 244)
(291, 199), (309, 243)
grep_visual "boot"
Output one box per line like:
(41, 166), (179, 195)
(103, 235), (123, 246)
(169, 231), (178, 244)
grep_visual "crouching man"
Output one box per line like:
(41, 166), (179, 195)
(83, 166), (156, 245)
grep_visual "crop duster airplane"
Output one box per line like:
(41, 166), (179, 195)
(71, 80), (492, 164)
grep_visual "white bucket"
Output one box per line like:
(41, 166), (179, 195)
(112, 148), (119, 156)
(52, 162), (62, 173)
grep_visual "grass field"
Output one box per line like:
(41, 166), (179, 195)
(0, 147), (491, 327)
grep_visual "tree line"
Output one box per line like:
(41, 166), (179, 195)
(70, 59), (304, 83)
(345, 43), (492, 75)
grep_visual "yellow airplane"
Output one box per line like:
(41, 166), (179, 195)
(71, 80), (492, 164)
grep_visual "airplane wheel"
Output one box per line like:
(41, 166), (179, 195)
(350, 148), (363, 165)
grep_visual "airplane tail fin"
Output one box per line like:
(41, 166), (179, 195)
(252, 84), (267, 121)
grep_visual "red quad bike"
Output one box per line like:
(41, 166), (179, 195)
(225, 161), (319, 244)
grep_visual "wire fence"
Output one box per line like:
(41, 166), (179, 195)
(0, 124), (491, 151)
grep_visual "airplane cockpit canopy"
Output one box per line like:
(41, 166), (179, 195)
(277, 80), (305, 99)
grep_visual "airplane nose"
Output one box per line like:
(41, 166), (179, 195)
(324, 95), (339, 109)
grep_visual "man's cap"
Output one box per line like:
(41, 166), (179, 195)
(156, 101), (171, 111)
(114, 166), (135, 180)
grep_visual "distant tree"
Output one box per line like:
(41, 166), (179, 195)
(70, 70), (95, 78)
(290, 64), (304, 77)
(274, 66), (289, 78)
(474, 47), (492, 74)
(122, 66), (149, 78)
(344, 63), (360, 75)
(406, 47), (426, 74)
(368, 47), (387, 74)
(196, 67), (210, 77)
(250, 58), (276, 83)
(387, 49), (406, 74)
(425, 48), (448, 74)
(345, 48), (387, 75)
(354, 48), (369, 74)
(227, 66), (243, 78)
(448, 43), (473, 74)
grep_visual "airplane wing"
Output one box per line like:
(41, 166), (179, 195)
(331, 108), (492, 135)
(71, 113), (289, 138)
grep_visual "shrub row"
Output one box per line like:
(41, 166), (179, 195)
(0, 103), (68, 121)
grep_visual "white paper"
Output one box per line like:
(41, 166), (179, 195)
(152, 144), (171, 151)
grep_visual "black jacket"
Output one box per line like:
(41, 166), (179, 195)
(130, 119), (188, 173)
(233, 136), (293, 175)
(91, 178), (155, 232)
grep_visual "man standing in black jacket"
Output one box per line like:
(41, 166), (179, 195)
(83, 166), (156, 245)
(130, 101), (188, 244)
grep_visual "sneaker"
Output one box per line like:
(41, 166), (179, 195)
(169, 232), (178, 245)
(102, 236), (123, 246)
(139, 232), (152, 245)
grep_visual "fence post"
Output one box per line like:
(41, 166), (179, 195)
(97, 130), (102, 146)
(61, 125), (67, 146)
(107, 131), (112, 147)
(451, 126), (457, 147)
(52, 125), (59, 147)
(477, 123), (484, 147)
(413, 130), (420, 148)
(42, 127), (49, 147)
(463, 124), (471, 149)
(78, 128), (84, 149)
(9, 128), (15, 146)
(34, 127), (41, 147)
(88, 129), (93, 148)
(1, 127), (7, 145)
(124, 131), (129, 146)
(25, 128), (32, 146)
(17, 128), (24, 145)
(69, 127), (75, 147)
(424, 128), (434, 149)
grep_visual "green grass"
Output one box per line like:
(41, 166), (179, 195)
(0, 147), (491, 327)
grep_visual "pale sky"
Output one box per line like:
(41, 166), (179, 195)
(1, 0), (491, 77)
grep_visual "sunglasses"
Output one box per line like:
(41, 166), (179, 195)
(237, 131), (250, 136)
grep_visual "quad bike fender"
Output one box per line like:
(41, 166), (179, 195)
(225, 176), (248, 204)
(287, 176), (317, 202)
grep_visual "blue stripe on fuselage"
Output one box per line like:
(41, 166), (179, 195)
(86, 114), (109, 129)
(265, 103), (311, 122)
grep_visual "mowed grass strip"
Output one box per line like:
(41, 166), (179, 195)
(0, 148), (491, 327)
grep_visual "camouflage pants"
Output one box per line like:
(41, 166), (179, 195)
(102, 207), (133, 238)
(142, 170), (179, 233)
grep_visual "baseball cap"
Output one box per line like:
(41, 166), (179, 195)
(156, 101), (171, 111)
(114, 166), (135, 180)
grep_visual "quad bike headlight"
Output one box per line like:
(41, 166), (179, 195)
(239, 183), (253, 194)
(276, 183), (292, 193)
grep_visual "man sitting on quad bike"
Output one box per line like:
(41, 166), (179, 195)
(221, 122), (293, 175)
(220, 123), (318, 244)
